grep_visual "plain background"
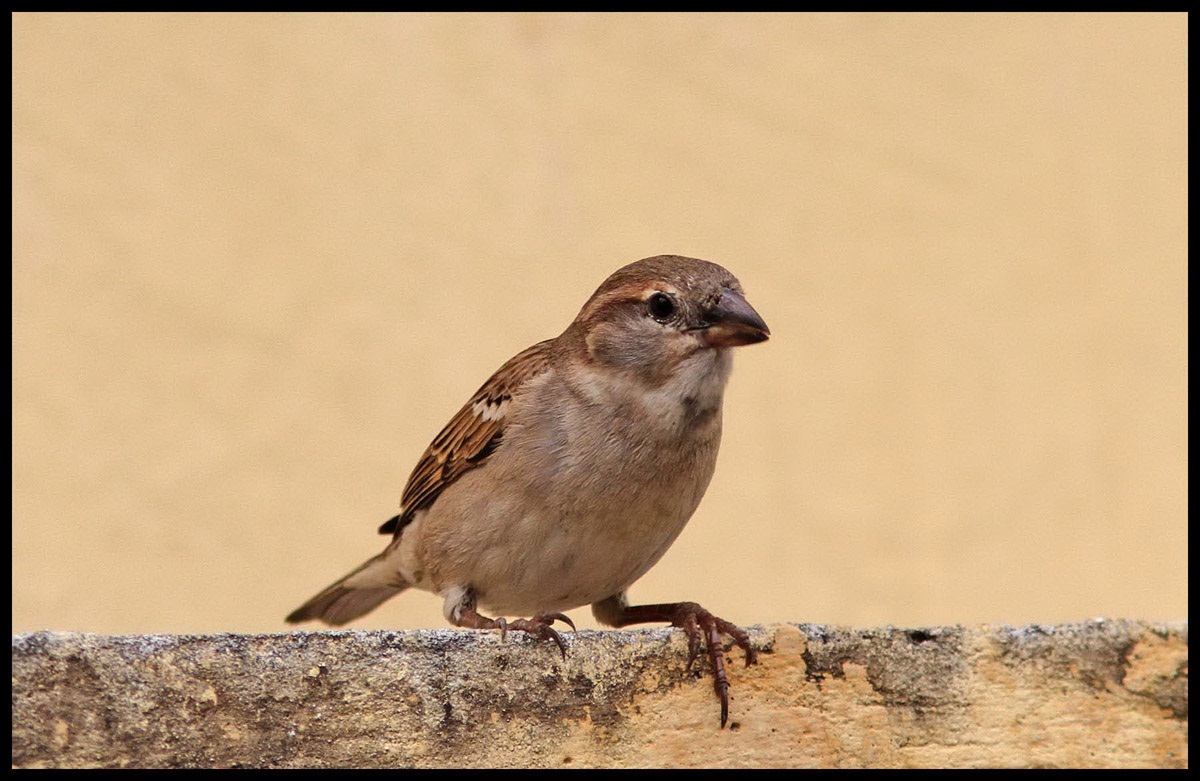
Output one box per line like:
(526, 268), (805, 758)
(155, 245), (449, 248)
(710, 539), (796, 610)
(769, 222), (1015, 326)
(12, 13), (1187, 635)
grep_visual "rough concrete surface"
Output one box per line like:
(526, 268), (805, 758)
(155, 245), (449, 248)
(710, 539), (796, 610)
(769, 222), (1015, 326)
(11, 621), (1187, 768)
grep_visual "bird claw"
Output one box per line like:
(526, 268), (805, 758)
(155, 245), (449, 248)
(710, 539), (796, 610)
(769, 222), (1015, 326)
(455, 602), (575, 659)
(540, 611), (577, 632)
(496, 611), (575, 659)
(682, 613), (703, 672)
(669, 603), (757, 728)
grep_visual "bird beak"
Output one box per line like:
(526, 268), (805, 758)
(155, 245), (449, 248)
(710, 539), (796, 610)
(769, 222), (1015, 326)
(696, 287), (770, 347)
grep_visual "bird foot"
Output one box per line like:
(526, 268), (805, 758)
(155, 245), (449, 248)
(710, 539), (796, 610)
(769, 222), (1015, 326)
(457, 605), (575, 659)
(496, 612), (575, 658)
(668, 602), (757, 727)
(601, 598), (756, 727)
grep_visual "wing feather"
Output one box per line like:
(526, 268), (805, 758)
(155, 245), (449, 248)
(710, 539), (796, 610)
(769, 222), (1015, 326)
(377, 339), (555, 536)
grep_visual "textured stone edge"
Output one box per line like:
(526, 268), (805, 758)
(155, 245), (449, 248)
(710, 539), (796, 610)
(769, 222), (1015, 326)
(11, 620), (1188, 768)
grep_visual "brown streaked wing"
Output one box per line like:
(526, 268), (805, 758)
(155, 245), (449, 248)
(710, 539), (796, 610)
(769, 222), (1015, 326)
(380, 339), (556, 537)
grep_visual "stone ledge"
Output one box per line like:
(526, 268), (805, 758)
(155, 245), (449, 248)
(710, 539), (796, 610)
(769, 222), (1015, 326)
(11, 620), (1187, 768)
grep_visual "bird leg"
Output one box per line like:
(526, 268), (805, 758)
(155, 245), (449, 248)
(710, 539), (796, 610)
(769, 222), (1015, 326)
(454, 600), (575, 659)
(594, 596), (757, 728)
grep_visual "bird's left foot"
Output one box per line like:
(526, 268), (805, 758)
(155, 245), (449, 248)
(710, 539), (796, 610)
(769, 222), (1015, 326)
(597, 597), (757, 727)
(669, 602), (757, 727)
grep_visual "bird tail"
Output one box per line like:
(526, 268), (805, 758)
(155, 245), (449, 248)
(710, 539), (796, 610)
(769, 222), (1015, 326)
(286, 553), (409, 626)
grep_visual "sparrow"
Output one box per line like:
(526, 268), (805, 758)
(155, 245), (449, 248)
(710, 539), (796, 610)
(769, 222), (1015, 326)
(287, 254), (770, 727)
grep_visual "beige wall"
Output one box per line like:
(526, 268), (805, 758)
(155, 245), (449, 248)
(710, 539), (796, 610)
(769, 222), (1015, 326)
(12, 13), (1187, 635)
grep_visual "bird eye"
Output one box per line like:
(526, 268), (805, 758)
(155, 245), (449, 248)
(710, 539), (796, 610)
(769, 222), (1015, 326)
(646, 292), (677, 322)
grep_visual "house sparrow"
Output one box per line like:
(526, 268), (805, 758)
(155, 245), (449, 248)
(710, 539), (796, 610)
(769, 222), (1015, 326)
(287, 254), (770, 727)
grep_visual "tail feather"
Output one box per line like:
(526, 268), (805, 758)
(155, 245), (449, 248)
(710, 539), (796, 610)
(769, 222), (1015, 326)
(286, 554), (408, 626)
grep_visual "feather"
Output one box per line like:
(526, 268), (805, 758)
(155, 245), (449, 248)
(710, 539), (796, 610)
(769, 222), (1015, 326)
(379, 338), (556, 537)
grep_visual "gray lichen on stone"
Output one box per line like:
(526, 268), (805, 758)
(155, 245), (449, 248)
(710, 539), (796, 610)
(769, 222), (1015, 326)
(11, 620), (1188, 768)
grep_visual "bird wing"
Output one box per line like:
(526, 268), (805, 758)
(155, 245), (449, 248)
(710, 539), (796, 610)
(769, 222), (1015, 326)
(378, 338), (556, 536)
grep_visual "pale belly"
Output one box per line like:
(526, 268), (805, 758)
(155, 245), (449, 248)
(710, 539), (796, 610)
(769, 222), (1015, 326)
(399, 352), (728, 617)
(406, 432), (719, 616)
(469, 496), (694, 615)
